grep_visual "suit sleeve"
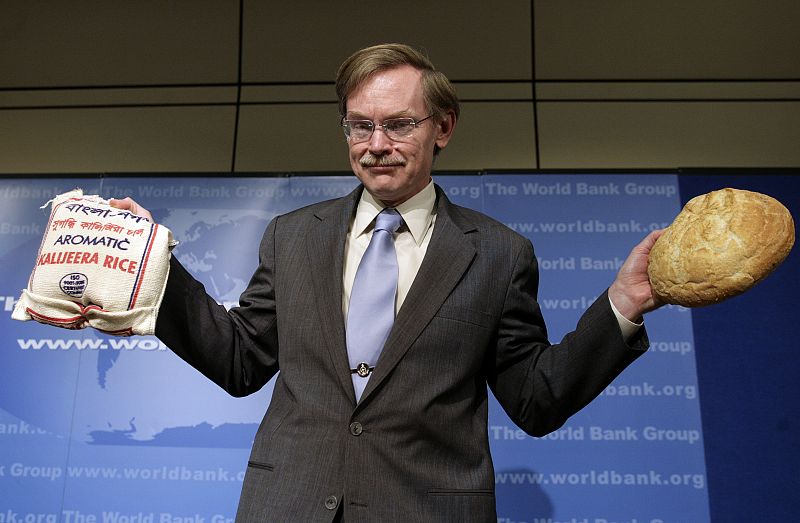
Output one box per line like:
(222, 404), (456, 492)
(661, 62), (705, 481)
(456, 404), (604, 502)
(487, 237), (648, 436)
(154, 218), (280, 397)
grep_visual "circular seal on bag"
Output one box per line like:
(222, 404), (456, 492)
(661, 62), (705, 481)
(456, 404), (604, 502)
(59, 273), (88, 298)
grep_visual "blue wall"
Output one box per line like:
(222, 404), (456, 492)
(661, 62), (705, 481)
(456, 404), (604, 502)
(1, 171), (796, 522)
(679, 172), (800, 522)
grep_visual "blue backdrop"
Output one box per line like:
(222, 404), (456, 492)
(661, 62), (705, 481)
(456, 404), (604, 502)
(1, 172), (796, 522)
(678, 172), (799, 522)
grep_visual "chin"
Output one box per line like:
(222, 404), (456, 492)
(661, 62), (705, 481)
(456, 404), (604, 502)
(367, 184), (402, 201)
(357, 171), (399, 191)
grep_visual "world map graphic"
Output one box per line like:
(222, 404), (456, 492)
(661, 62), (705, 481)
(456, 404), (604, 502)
(2, 208), (277, 448)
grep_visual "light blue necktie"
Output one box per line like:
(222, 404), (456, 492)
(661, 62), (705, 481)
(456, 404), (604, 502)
(346, 208), (403, 401)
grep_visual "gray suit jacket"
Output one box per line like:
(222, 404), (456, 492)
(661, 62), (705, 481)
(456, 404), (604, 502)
(155, 184), (648, 522)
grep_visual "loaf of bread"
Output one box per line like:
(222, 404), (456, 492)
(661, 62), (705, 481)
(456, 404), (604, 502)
(648, 188), (794, 307)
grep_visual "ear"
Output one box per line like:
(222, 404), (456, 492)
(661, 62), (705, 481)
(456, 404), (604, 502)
(434, 110), (457, 151)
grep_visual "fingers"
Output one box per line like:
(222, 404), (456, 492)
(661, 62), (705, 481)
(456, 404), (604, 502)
(634, 228), (665, 254)
(109, 197), (154, 222)
(609, 229), (667, 319)
(647, 227), (665, 244)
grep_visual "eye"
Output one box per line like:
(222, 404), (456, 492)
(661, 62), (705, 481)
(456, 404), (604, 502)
(350, 120), (373, 132)
(384, 119), (416, 135)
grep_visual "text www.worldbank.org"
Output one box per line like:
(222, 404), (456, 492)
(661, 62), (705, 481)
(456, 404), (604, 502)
(495, 470), (705, 490)
(505, 220), (670, 235)
(16, 338), (167, 351)
(3, 463), (246, 482)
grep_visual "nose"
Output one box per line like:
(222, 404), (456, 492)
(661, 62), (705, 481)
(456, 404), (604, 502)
(367, 126), (393, 155)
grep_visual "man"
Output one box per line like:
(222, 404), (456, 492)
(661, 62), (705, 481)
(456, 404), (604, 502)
(112, 43), (662, 522)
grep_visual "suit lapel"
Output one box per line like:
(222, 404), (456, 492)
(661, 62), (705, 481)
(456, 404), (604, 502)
(359, 188), (477, 404)
(307, 187), (361, 404)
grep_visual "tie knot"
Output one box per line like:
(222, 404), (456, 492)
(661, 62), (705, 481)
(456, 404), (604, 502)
(374, 208), (403, 234)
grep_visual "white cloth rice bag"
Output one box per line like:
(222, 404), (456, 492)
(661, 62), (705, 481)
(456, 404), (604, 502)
(12, 189), (176, 335)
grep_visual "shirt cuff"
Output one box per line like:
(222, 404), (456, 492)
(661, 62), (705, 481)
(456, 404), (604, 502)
(609, 294), (643, 342)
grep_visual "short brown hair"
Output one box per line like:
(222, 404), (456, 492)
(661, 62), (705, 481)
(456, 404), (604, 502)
(335, 43), (460, 122)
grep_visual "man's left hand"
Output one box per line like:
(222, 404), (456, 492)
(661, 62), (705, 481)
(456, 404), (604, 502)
(608, 229), (665, 322)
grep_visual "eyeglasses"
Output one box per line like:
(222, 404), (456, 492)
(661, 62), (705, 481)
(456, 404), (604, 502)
(341, 114), (435, 143)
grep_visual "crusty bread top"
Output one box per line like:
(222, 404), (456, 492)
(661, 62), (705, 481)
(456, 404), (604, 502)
(648, 188), (794, 307)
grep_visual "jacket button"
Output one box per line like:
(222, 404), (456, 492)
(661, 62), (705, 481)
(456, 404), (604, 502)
(349, 422), (363, 436)
(324, 495), (338, 510)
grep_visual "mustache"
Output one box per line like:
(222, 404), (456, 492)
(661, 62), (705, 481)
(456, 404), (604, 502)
(359, 153), (407, 167)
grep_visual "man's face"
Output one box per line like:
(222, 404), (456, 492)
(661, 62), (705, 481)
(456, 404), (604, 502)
(345, 65), (455, 207)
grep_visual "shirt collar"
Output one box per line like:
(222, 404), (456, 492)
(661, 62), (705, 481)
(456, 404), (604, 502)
(353, 181), (436, 246)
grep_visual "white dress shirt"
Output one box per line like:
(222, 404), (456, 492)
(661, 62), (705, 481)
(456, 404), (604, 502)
(343, 180), (641, 340)
(343, 181), (437, 318)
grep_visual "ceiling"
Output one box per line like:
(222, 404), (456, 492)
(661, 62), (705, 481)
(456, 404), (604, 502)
(1, 0), (799, 174)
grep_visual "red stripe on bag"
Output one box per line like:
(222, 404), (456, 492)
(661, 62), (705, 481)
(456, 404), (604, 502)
(26, 308), (86, 329)
(128, 223), (158, 309)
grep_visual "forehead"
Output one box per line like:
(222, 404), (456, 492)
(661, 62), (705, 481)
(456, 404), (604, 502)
(346, 65), (426, 117)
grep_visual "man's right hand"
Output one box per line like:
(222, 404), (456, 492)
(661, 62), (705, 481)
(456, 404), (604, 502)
(109, 197), (154, 222)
